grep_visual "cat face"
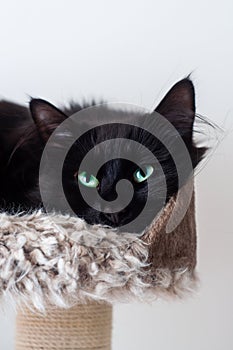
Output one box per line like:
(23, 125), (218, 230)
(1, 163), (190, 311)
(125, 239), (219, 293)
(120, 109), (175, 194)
(27, 78), (205, 233)
(61, 123), (173, 232)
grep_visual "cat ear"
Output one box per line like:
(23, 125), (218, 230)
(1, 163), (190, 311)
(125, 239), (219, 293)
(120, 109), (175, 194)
(155, 78), (196, 140)
(30, 99), (67, 142)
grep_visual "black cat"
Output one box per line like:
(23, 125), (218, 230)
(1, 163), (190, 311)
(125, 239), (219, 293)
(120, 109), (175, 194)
(0, 78), (206, 233)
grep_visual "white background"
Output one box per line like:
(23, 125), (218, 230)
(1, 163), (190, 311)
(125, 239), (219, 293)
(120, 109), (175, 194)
(0, 0), (232, 349)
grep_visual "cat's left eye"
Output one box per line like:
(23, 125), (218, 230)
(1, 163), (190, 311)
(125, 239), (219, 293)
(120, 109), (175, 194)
(77, 171), (99, 188)
(133, 165), (154, 183)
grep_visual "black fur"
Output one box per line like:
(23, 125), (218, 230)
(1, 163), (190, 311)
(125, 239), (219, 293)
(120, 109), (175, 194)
(0, 78), (206, 232)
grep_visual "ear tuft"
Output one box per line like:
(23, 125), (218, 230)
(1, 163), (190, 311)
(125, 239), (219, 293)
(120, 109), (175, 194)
(30, 99), (67, 142)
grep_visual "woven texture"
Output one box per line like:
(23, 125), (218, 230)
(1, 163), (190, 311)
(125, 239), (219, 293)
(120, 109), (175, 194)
(16, 302), (112, 350)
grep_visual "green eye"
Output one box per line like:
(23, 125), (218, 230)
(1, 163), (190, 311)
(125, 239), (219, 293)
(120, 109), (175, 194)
(133, 165), (154, 183)
(78, 171), (99, 188)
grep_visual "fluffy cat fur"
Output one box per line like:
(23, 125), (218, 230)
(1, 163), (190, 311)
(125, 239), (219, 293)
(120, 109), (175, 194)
(0, 78), (206, 233)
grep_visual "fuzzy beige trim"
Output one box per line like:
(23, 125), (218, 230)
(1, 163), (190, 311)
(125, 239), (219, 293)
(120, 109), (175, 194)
(0, 208), (197, 312)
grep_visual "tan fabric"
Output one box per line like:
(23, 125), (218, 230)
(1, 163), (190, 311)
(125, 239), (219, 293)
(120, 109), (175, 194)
(15, 302), (112, 350)
(142, 190), (196, 284)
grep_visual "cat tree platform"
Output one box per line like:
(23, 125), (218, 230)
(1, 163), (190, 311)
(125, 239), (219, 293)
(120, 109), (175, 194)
(0, 183), (197, 350)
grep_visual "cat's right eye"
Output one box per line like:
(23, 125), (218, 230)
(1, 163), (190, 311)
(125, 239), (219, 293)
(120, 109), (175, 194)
(76, 171), (99, 188)
(133, 165), (154, 183)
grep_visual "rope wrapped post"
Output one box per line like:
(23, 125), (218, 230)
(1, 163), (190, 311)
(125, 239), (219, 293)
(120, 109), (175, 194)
(16, 302), (112, 350)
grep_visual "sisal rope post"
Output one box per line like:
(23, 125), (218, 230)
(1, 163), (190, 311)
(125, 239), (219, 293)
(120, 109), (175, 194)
(15, 302), (112, 350)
